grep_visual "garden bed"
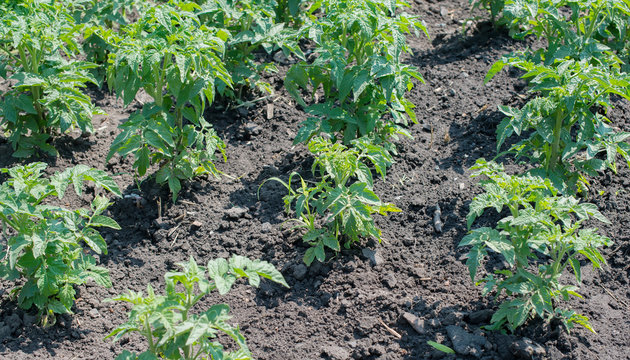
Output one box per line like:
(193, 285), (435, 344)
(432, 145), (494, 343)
(1, 0), (629, 359)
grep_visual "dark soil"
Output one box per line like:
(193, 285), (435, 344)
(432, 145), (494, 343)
(1, 1), (629, 359)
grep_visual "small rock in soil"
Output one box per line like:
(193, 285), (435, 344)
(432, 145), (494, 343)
(22, 312), (37, 326)
(428, 318), (441, 328)
(402, 312), (426, 334)
(322, 345), (350, 360)
(244, 122), (263, 137)
(237, 107), (249, 117)
(433, 204), (443, 233)
(383, 273), (397, 288)
(466, 309), (493, 325)
(0, 325), (12, 340)
(225, 207), (247, 220)
(362, 248), (385, 267)
(7, 313), (22, 332)
(190, 220), (203, 230)
(357, 317), (377, 335)
(446, 325), (486, 358)
(292, 264), (308, 281)
(442, 311), (464, 326)
(370, 345), (386, 356)
(510, 338), (546, 359)
(261, 222), (273, 233)
(88, 309), (100, 318)
(493, 333), (514, 359)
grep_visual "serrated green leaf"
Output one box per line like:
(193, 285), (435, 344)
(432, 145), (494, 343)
(91, 215), (121, 229)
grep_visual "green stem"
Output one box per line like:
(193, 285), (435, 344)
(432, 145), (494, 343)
(548, 109), (565, 173)
(155, 55), (172, 107)
(584, 3), (604, 40)
(19, 45), (46, 130)
(551, 246), (568, 279)
(144, 316), (156, 354)
(182, 284), (194, 359)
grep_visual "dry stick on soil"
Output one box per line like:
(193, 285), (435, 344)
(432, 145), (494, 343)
(168, 223), (184, 247)
(378, 318), (402, 339)
(173, 211), (186, 223)
(600, 284), (630, 310)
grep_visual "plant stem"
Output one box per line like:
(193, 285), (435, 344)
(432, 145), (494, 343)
(19, 45), (46, 130)
(144, 316), (156, 354)
(548, 109), (565, 173)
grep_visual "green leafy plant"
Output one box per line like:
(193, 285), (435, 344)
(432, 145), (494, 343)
(285, 0), (427, 145)
(0, 162), (121, 326)
(262, 136), (400, 265)
(274, 0), (307, 25)
(460, 159), (612, 332)
(471, 0), (630, 55)
(0, 1), (102, 157)
(105, 2), (232, 201)
(196, 0), (305, 101)
(487, 55), (630, 193)
(107, 255), (289, 360)
(64, 0), (151, 85)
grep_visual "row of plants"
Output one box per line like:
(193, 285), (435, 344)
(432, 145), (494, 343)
(0, 0), (430, 358)
(0, 162), (288, 359)
(459, 0), (630, 332)
(267, 0), (428, 264)
(0, 0), (305, 199)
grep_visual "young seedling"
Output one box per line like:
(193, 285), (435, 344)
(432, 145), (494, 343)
(0, 163), (121, 326)
(460, 159), (612, 332)
(0, 1), (101, 157)
(262, 136), (400, 265)
(487, 55), (630, 193)
(107, 255), (288, 360)
(105, 3), (232, 201)
(198, 0), (305, 101)
(285, 0), (427, 145)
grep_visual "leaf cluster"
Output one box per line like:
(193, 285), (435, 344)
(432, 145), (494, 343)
(107, 255), (288, 360)
(197, 0), (306, 100)
(263, 136), (400, 265)
(460, 159), (611, 332)
(105, 2), (231, 201)
(0, 1), (102, 157)
(285, 0), (427, 145)
(0, 163), (121, 326)
(487, 55), (630, 192)
(481, 0), (630, 194)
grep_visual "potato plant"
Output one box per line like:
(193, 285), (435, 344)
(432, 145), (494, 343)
(461, 159), (612, 332)
(0, 163), (121, 326)
(105, 2), (232, 201)
(285, 0), (427, 146)
(0, 1), (101, 157)
(107, 255), (288, 360)
(263, 136), (400, 265)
